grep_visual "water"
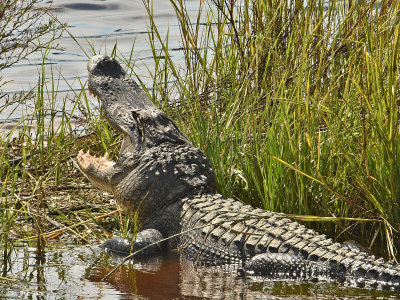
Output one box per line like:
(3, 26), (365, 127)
(3, 0), (200, 93)
(2, 245), (399, 299)
(1, 0), (201, 122)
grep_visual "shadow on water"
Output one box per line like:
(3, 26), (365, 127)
(2, 243), (399, 299)
(60, 3), (116, 11)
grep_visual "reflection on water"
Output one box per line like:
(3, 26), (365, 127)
(0, 245), (125, 299)
(2, 245), (399, 299)
(88, 254), (182, 299)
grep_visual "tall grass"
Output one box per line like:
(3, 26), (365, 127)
(129, 0), (400, 257)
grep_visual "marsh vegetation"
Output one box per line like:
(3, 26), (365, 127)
(144, 0), (400, 259)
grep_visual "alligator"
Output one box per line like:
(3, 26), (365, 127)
(77, 55), (400, 290)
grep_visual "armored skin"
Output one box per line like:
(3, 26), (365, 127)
(77, 55), (400, 290)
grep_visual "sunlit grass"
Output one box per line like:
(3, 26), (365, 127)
(126, 0), (400, 257)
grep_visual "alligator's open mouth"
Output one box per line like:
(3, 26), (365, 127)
(77, 150), (115, 172)
(76, 84), (116, 174)
(76, 80), (119, 192)
(76, 149), (116, 193)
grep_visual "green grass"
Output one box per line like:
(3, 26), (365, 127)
(1, 0), (400, 263)
(132, 0), (400, 257)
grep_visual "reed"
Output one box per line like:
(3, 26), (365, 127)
(132, 0), (400, 257)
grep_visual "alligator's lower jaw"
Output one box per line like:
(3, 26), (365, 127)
(77, 150), (116, 193)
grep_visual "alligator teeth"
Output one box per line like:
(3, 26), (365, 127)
(88, 88), (99, 99)
(77, 148), (115, 170)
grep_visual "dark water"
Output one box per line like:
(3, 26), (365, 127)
(1, 245), (399, 299)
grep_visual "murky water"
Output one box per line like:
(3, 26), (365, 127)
(1, 245), (399, 299)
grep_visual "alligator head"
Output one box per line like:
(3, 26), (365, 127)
(77, 55), (216, 223)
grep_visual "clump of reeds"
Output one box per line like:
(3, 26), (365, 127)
(133, 0), (400, 258)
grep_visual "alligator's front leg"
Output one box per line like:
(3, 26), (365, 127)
(101, 228), (164, 256)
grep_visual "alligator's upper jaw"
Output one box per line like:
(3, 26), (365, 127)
(76, 150), (115, 193)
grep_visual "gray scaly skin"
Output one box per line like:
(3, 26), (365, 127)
(77, 55), (400, 290)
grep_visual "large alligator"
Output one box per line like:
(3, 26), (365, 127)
(77, 55), (400, 290)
